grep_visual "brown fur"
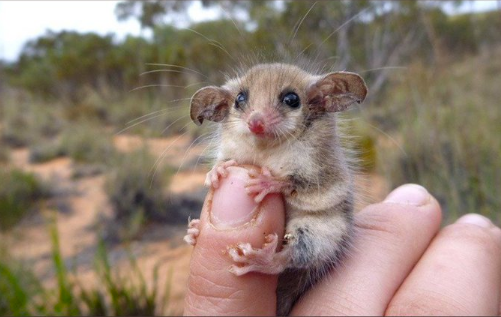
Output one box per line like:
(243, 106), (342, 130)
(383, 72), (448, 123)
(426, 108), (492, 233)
(190, 63), (367, 315)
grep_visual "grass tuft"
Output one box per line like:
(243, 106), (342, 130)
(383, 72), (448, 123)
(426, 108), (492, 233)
(0, 169), (49, 231)
(0, 217), (172, 315)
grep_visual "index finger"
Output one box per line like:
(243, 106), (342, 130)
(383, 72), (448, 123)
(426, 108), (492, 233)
(183, 166), (285, 316)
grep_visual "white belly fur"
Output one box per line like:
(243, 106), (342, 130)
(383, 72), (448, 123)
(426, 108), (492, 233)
(217, 134), (350, 212)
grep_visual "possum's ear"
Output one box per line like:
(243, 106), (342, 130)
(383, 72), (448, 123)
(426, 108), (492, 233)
(190, 86), (232, 125)
(307, 72), (367, 112)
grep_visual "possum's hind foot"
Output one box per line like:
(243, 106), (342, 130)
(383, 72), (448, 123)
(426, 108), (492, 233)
(245, 167), (292, 203)
(204, 159), (237, 188)
(183, 218), (201, 246)
(228, 233), (290, 275)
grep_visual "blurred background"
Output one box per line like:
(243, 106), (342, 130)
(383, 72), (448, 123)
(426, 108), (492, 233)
(1, 0), (500, 315)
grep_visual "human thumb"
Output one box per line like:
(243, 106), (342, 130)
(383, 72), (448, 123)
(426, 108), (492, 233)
(183, 165), (285, 316)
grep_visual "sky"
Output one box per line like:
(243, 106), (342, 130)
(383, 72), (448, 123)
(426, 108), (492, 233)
(0, 0), (220, 62)
(0, 1), (498, 63)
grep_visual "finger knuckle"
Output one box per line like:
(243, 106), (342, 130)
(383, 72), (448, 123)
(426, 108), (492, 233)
(187, 269), (244, 313)
(386, 295), (469, 316)
(355, 204), (419, 240)
(441, 223), (501, 254)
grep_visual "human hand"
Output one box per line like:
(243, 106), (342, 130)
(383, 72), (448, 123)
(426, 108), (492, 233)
(183, 166), (501, 315)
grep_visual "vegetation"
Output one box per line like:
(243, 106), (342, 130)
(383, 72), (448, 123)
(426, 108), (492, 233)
(0, 90), (64, 148)
(104, 148), (173, 240)
(103, 147), (204, 241)
(0, 144), (9, 163)
(375, 55), (501, 223)
(0, 220), (171, 316)
(0, 1), (500, 315)
(0, 169), (49, 231)
(59, 122), (115, 165)
(5, 2), (501, 103)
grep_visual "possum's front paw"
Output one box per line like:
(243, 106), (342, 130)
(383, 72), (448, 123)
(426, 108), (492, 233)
(245, 167), (292, 203)
(205, 160), (237, 188)
(183, 218), (201, 246)
(228, 233), (290, 276)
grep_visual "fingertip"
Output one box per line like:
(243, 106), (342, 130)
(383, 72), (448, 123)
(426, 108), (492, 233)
(383, 184), (431, 206)
(456, 213), (493, 228)
(210, 168), (259, 229)
(184, 165), (285, 316)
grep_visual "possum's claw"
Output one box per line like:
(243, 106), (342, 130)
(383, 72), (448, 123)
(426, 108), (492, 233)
(228, 233), (290, 275)
(246, 167), (291, 203)
(248, 166), (273, 178)
(184, 218), (201, 246)
(205, 160), (237, 188)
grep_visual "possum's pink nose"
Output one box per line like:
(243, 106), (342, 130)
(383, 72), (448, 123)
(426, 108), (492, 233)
(248, 114), (265, 135)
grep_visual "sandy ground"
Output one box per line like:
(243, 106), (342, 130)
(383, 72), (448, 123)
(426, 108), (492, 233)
(3, 134), (388, 315)
(5, 135), (207, 314)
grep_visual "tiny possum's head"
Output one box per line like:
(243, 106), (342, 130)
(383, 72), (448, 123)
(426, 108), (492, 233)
(190, 64), (367, 142)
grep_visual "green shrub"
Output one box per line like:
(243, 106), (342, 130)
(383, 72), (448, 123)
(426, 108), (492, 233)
(104, 147), (204, 241)
(1, 92), (64, 148)
(1, 106), (34, 147)
(63, 89), (111, 123)
(29, 121), (116, 168)
(375, 58), (501, 224)
(59, 121), (116, 165)
(109, 94), (191, 138)
(0, 144), (9, 162)
(104, 148), (172, 240)
(29, 141), (65, 163)
(0, 169), (49, 231)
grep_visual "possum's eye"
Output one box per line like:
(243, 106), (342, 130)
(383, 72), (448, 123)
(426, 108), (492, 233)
(235, 91), (247, 109)
(282, 92), (300, 109)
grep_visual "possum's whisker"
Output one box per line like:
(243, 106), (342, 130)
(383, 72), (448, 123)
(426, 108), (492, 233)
(186, 81), (209, 88)
(140, 69), (187, 76)
(359, 66), (407, 74)
(136, 82), (206, 92)
(193, 134), (216, 173)
(184, 28), (236, 63)
(208, 43), (235, 61)
(220, 5), (244, 37)
(126, 99), (190, 125)
(149, 124), (191, 187)
(116, 115), (166, 136)
(175, 132), (210, 178)
(116, 108), (188, 136)
(325, 56), (341, 61)
(297, 5), (372, 60)
(365, 121), (407, 157)
(161, 115), (190, 135)
(317, 6), (371, 48)
(283, 127), (298, 143)
(276, 126), (287, 145)
(289, 1), (318, 43)
(140, 70), (209, 87)
(145, 63), (209, 79)
(129, 84), (188, 92)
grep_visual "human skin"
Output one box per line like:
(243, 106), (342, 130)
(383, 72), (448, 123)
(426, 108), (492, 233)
(183, 166), (501, 316)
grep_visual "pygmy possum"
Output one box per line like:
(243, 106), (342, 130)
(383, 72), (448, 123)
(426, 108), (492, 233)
(184, 63), (368, 316)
